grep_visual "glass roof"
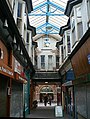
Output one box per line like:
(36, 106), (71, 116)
(29, 0), (69, 36)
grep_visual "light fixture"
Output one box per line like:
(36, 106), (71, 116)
(45, 82), (48, 84)
(20, 50), (23, 55)
(46, 25), (52, 31)
(3, 19), (8, 28)
(17, 45), (20, 51)
(14, 38), (16, 43)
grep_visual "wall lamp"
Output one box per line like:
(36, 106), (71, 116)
(3, 19), (8, 28)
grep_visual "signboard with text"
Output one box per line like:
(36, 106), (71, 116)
(55, 106), (63, 117)
(0, 64), (14, 78)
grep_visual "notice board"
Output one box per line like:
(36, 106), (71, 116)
(55, 106), (63, 117)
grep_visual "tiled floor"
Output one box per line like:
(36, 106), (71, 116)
(26, 102), (73, 119)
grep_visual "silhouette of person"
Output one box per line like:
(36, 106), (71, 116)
(48, 95), (52, 106)
(44, 94), (48, 106)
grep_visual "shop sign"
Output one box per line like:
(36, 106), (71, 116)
(14, 60), (21, 74)
(66, 69), (75, 81)
(87, 54), (90, 64)
(15, 72), (27, 83)
(0, 66), (13, 77)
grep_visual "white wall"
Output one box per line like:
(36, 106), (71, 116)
(36, 36), (59, 71)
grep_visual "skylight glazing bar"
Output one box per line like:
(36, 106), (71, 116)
(30, 0), (69, 35)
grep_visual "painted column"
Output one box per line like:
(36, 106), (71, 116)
(24, 66), (31, 117)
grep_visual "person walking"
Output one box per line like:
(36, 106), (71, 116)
(48, 95), (52, 106)
(44, 94), (48, 106)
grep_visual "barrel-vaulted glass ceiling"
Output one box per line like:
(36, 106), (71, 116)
(29, 0), (69, 37)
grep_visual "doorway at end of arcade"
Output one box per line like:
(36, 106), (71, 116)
(39, 86), (54, 103)
(40, 93), (54, 103)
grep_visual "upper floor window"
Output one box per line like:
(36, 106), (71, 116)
(56, 55), (59, 69)
(87, 0), (90, 20)
(64, 45), (66, 60)
(63, 34), (65, 44)
(76, 6), (83, 40)
(61, 45), (64, 63)
(27, 32), (29, 43)
(67, 33), (71, 54)
(63, 34), (66, 60)
(71, 11), (76, 46)
(26, 32), (29, 52)
(41, 55), (45, 69)
(17, 2), (22, 18)
(71, 11), (75, 30)
(17, 1), (23, 33)
(48, 55), (53, 70)
(71, 5), (83, 47)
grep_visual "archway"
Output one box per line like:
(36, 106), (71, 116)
(39, 86), (54, 102)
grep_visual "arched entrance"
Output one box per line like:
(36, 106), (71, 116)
(39, 86), (54, 102)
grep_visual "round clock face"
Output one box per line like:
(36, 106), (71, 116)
(44, 41), (50, 47)
(44, 39), (50, 47)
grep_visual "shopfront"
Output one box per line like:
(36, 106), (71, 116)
(0, 39), (14, 117)
(10, 72), (27, 117)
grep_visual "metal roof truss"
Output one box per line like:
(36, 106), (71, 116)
(29, 0), (68, 35)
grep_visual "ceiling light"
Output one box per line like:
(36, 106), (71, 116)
(46, 26), (52, 30)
